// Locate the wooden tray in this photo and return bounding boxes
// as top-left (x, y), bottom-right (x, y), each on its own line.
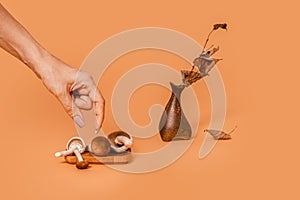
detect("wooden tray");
top-left (64, 151), bottom-right (131, 164)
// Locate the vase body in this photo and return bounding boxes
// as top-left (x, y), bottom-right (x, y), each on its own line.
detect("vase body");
top-left (159, 82), bottom-right (192, 142)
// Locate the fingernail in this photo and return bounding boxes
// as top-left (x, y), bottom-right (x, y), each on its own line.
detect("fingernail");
top-left (74, 116), bottom-right (85, 127)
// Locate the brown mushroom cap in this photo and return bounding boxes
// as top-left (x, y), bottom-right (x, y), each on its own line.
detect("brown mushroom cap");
top-left (107, 131), bottom-right (132, 146)
top-left (90, 136), bottom-right (111, 156)
top-left (76, 160), bottom-right (89, 169)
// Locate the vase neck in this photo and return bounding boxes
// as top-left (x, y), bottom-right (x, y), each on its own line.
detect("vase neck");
top-left (170, 82), bottom-right (185, 99)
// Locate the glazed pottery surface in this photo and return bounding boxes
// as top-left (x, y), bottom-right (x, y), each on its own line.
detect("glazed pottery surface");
top-left (159, 82), bottom-right (192, 142)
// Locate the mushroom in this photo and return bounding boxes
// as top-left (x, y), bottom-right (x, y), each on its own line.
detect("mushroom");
top-left (54, 136), bottom-right (89, 169)
top-left (107, 131), bottom-right (133, 153)
top-left (89, 136), bottom-right (111, 156)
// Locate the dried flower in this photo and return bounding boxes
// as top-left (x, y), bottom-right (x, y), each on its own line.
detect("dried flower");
top-left (181, 70), bottom-right (202, 86)
top-left (213, 23), bottom-right (227, 30)
top-left (179, 23), bottom-right (227, 87)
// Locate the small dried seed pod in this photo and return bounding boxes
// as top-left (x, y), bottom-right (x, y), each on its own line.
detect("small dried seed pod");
top-left (89, 136), bottom-right (111, 156)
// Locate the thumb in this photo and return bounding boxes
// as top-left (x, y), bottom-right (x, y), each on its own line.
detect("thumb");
top-left (58, 92), bottom-right (85, 127)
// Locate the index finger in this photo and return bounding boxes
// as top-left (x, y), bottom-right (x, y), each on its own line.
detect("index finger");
top-left (89, 86), bottom-right (105, 132)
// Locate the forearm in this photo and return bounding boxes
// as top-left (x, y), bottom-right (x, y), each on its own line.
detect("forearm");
top-left (0, 3), bottom-right (104, 129)
top-left (0, 3), bottom-right (52, 78)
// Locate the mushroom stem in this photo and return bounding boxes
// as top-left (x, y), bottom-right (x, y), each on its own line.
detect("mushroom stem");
top-left (74, 149), bottom-right (84, 162)
top-left (110, 145), bottom-right (129, 153)
top-left (54, 146), bottom-right (76, 157)
top-left (115, 136), bottom-right (133, 148)
top-left (110, 136), bottom-right (133, 152)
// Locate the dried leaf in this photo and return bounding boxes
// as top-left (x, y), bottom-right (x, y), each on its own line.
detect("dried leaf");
top-left (181, 70), bottom-right (202, 86)
top-left (203, 58), bottom-right (222, 74)
top-left (193, 55), bottom-right (222, 76)
top-left (204, 126), bottom-right (237, 140)
top-left (213, 23), bottom-right (227, 30)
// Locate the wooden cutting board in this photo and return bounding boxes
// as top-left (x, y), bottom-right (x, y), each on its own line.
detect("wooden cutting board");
top-left (64, 151), bottom-right (131, 164)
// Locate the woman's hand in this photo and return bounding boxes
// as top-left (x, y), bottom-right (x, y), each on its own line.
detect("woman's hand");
top-left (40, 55), bottom-right (105, 132)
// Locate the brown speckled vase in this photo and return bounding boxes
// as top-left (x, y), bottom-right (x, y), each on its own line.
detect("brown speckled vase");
top-left (159, 82), bottom-right (192, 142)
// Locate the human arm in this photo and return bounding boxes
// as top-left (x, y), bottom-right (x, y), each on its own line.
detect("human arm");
top-left (0, 3), bottom-right (104, 132)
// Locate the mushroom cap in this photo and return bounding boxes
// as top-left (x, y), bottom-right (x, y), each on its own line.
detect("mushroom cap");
top-left (66, 136), bottom-right (86, 153)
top-left (76, 160), bottom-right (89, 169)
top-left (90, 136), bottom-right (111, 156)
top-left (107, 131), bottom-right (132, 147)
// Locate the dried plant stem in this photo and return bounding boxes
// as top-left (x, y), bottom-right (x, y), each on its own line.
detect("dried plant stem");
top-left (181, 23), bottom-right (227, 87)
top-left (200, 29), bottom-right (215, 57)
top-left (188, 29), bottom-right (215, 75)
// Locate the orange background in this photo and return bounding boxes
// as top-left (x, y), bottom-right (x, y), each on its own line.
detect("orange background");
top-left (0, 0), bottom-right (299, 199)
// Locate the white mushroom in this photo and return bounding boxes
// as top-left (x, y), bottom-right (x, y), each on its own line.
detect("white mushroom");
top-left (54, 136), bottom-right (88, 169)
top-left (108, 131), bottom-right (133, 153)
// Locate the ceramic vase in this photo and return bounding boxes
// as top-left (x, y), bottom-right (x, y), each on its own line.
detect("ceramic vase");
top-left (159, 82), bottom-right (192, 142)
